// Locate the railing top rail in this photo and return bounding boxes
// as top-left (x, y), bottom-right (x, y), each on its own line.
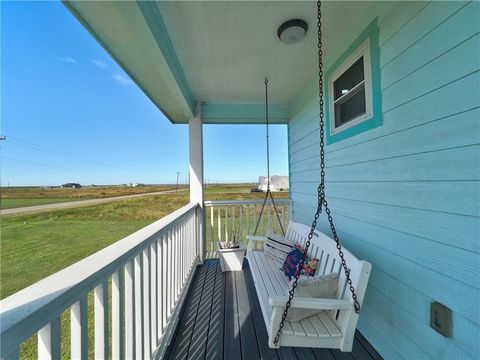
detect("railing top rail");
top-left (204, 198), bottom-right (291, 206)
top-left (0, 202), bottom-right (198, 354)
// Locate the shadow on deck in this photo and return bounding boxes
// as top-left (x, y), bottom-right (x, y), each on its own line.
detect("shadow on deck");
top-left (165, 259), bottom-right (382, 360)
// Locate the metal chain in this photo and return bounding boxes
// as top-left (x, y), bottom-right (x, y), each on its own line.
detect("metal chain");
top-left (265, 78), bottom-right (271, 191)
top-left (273, 0), bottom-right (360, 346)
top-left (253, 79), bottom-right (286, 237)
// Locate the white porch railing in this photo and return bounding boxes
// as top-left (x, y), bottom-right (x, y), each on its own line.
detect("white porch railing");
top-left (204, 198), bottom-right (291, 256)
top-left (0, 203), bottom-right (201, 360)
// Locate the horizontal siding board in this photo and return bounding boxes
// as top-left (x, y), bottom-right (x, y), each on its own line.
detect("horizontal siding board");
top-left (295, 180), bottom-right (480, 217)
top-left (370, 268), bottom-right (480, 358)
top-left (292, 144), bottom-right (480, 181)
top-left (365, 285), bottom-right (474, 359)
top-left (378, 1), bottom-right (429, 46)
top-left (357, 316), bottom-right (403, 360)
top-left (324, 71), bottom-right (480, 154)
top-left (293, 205), bottom-right (480, 325)
top-left (291, 145), bottom-right (480, 183)
top-left (327, 145), bottom-right (479, 182)
top-left (290, 155), bottom-right (322, 173)
top-left (380, 1), bottom-right (468, 66)
top-left (325, 109), bottom-right (480, 168)
top-left (291, 193), bottom-right (480, 253)
top-left (381, 2), bottom-right (480, 89)
top-left (361, 302), bottom-right (431, 359)
top-left (289, 112), bottom-right (318, 145)
top-left (382, 35), bottom-right (480, 112)
top-left (290, 193), bottom-right (480, 288)
top-left (290, 131), bottom-right (320, 159)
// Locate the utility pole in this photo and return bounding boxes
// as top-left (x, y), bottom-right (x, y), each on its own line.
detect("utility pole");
top-left (175, 171), bottom-right (180, 192)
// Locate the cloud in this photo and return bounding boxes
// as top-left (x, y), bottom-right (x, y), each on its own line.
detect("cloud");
top-left (57, 56), bottom-right (77, 64)
top-left (90, 59), bottom-right (108, 70)
top-left (112, 74), bottom-right (132, 85)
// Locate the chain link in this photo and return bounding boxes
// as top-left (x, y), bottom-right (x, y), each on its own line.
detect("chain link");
top-left (265, 78), bottom-right (271, 191)
top-left (273, 0), bottom-right (360, 346)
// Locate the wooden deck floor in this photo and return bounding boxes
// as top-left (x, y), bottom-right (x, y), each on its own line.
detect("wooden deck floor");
top-left (165, 259), bottom-right (382, 360)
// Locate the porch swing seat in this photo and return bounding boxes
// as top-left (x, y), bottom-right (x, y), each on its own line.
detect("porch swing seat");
top-left (246, 221), bottom-right (371, 351)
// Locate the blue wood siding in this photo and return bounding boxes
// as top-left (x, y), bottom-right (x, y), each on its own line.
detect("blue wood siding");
top-left (288, 2), bottom-right (479, 359)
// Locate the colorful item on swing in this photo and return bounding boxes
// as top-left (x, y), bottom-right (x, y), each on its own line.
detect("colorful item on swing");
top-left (283, 243), bottom-right (318, 279)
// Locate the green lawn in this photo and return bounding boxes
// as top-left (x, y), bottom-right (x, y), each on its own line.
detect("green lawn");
top-left (1, 194), bottom-right (189, 298)
top-left (1, 197), bottom-right (82, 209)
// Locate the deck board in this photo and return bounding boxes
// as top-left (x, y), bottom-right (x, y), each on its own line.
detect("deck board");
top-left (165, 259), bottom-right (382, 360)
top-left (224, 272), bottom-right (242, 360)
top-left (205, 263), bottom-right (225, 359)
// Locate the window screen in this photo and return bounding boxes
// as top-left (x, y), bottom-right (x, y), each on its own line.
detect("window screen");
top-left (333, 57), bottom-right (366, 128)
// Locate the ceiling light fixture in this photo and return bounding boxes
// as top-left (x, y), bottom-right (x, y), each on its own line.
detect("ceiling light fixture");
top-left (277, 19), bottom-right (308, 44)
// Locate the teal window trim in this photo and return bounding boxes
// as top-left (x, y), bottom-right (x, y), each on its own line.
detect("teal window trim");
top-left (325, 18), bottom-right (382, 144)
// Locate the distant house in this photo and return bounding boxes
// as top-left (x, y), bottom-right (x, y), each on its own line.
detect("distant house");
top-left (258, 176), bottom-right (289, 192)
top-left (61, 183), bottom-right (81, 189)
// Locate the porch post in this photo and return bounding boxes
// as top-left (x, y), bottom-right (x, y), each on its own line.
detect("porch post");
top-left (189, 107), bottom-right (205, 262)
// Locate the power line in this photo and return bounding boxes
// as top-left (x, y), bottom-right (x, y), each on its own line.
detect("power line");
top-left (0, 156), bottom-right (132, 179)
top-left (4, 135), bottom-right (151, 175)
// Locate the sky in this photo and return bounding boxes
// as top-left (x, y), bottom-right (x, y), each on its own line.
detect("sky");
top-left (0, 1), bottom-right (288, 186)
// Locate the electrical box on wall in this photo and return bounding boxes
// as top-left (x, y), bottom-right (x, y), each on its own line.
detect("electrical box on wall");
top-left (430, 302), bottom-right (452, 337)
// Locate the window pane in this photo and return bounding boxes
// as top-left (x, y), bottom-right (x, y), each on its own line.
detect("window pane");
top-left (334, 85), bottom-right (366, 127)
top-left (333, 57), bottom-right (364, 100)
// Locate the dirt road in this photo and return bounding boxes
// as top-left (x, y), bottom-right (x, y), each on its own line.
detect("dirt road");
top-left (0, 189), bottom-right (187, 215)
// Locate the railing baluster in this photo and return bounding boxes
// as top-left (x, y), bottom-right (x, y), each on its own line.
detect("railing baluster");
top-left (94, 279), bottom-right (109, 359)
top-left (150, 242), bottom-right (157, 351)
top-left (275, 204), bottom-right (279, 233)
top-left (210, 206), bottom-right (214, 254)
top-left (267, 204), bottom-right (271, 234)
top-left (253, 204), bottom-right (257, 235)
top-left (261, 205), bottom-right (265, 236)
top-left (178, 224), bottom-right (182, 297)
top-left (112, 270), bottom-right (124, 360)
top-left (217, 206), bottom-right (221, 243)
top-left (182, 220), bottom-right (186, 283)
top-left (239, 206), bottom-right (243, 245)
top-left (125, 261), bottom-right (134, 359)
top-left (71, 296), bottom-right (88, 359)
top-left (282, 204), bottom-right (285, 231)
top-left (224, 206), bottom-right (228, 241)
top-left (232, 206), bottom-right (236, 240)
top-left (168, 230), bottom-right (173, 317)
top-left (157, 238), bottom-right (163, 338)
top-left (134, 254), bottom-right (143, 359)
top-left (38, 317), bottom-right (60, 359)
top-left (174, 226), bottom-right (178, 302)
top-left (143, 248), bottom-right (151, 358)
top-left (246, 205), bottom-right (250, 241)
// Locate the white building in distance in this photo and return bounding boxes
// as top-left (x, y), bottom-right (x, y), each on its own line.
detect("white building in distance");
top-left (258, 176), bottom-right (289, 192)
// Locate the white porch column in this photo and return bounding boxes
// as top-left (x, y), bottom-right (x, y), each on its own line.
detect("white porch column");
top-left (189, 109), bottom-right (205, 262)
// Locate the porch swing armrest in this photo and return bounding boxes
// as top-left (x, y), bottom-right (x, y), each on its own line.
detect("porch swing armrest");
top-left (269, 296), bottom-right (352, 310)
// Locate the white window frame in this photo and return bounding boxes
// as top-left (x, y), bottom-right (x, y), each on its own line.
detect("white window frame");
top-left (329, 38), bottom-right (373, 135)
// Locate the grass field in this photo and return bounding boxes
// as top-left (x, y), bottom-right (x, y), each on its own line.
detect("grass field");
top-left (0, 184), bottom-right (288, 358)
top-left (0, 197), bottom-right (84, 209)
top-left (0, 184), bottom-right (185, 209)
top-left (1, 184), bottom-right (287, 298)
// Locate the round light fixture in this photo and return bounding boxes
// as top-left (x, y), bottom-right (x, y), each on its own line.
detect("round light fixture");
top-left (277, 19), bottom-right (308, 44)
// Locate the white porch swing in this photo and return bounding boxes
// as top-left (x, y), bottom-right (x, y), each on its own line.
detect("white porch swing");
top-left (246, 0), bottom-right (372, 351)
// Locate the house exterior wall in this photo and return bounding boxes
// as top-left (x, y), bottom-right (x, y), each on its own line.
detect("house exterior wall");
top-left (288, 2), bottom-right (479, 359)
